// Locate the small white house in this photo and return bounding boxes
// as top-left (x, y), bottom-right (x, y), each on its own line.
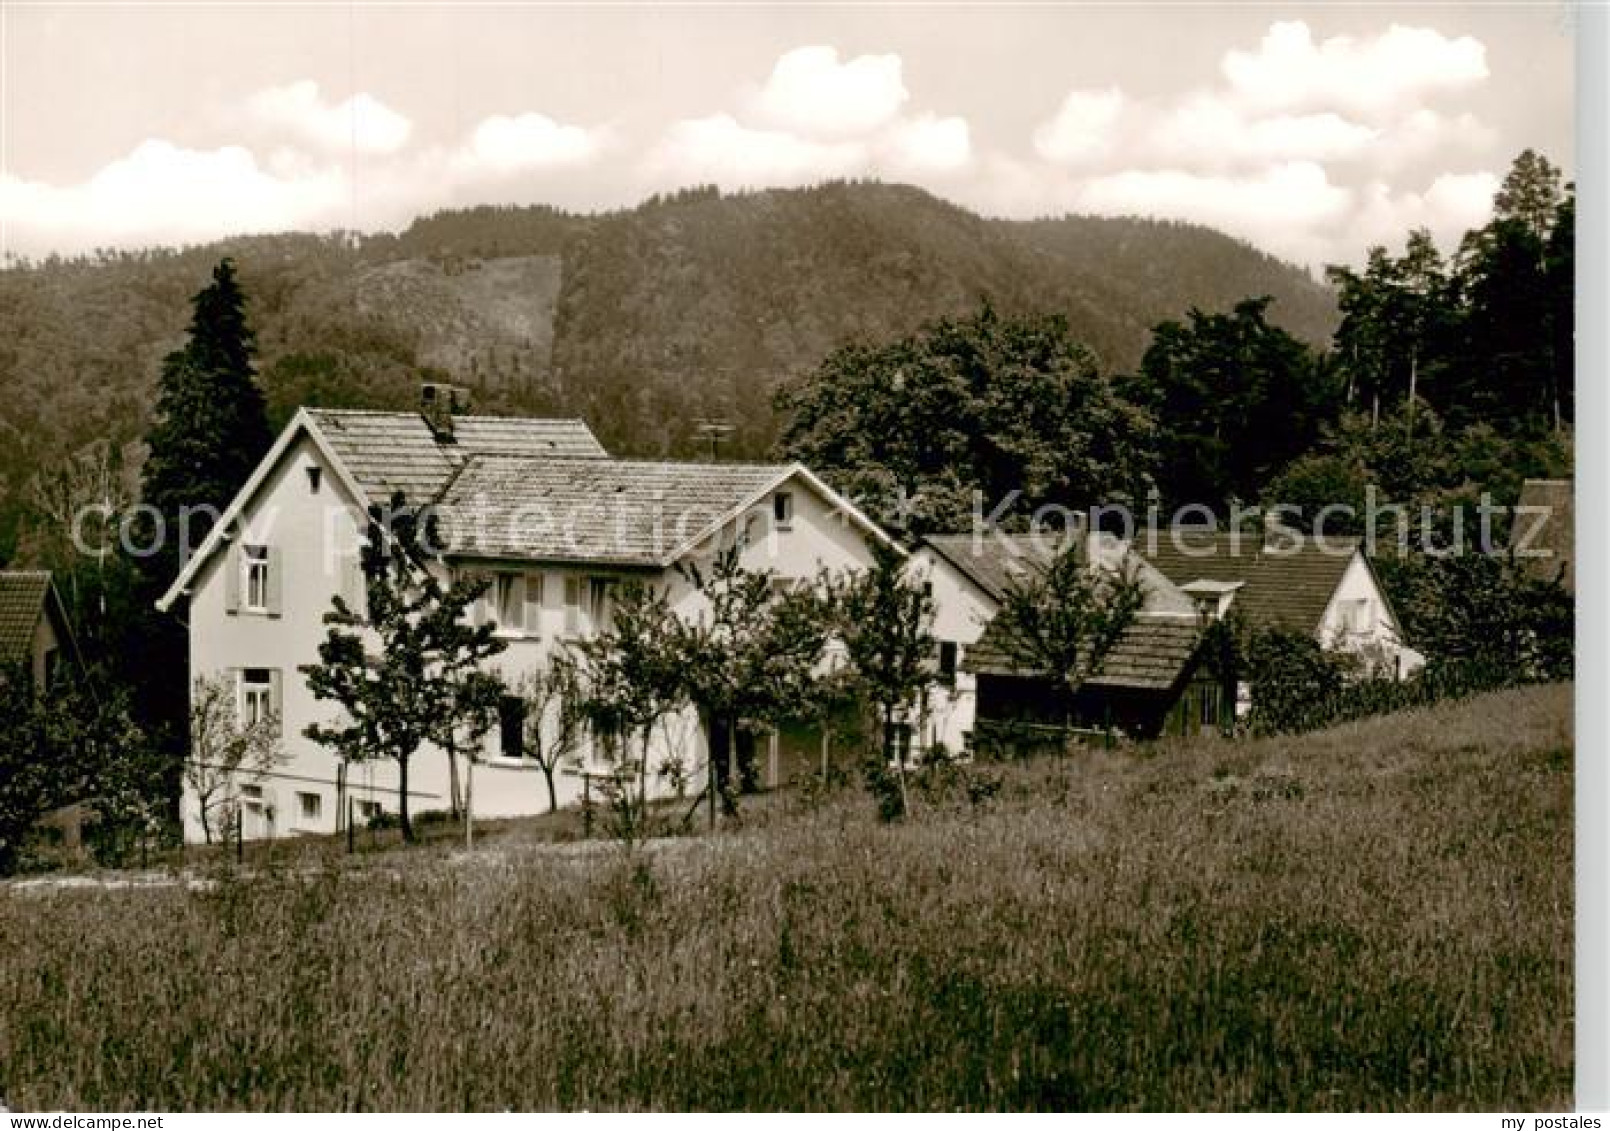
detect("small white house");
top-left (159, 393), bottom-right (896, 842)
top-left (908, 532), bottom-right (1195, 754)
top-left (1134, 529), bottom-right (1425, 678)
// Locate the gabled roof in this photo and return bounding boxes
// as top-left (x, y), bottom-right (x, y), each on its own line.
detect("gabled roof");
top-left (964, 613), bottom-right (1202, 692)
top-left (158, 407), bottom-right (612, 609)
top-left (0, 570), bottom-right (78, 669)
top-left (304, 408), bottom-right (608, 505)
top-left (923, 534), bottom-right (1051, 602)
top-left (158, 406), bottom-right (901, 608)
top-left (1512, 478), bottom-right (1573, 592)
top-left (922, 532), bottom-right (1193, 616)
top-left (1135, 530), bottom-right (1360, 634)
top-left (436, 455), bottom-right (797, 567)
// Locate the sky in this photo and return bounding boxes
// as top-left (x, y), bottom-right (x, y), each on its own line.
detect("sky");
top-left (0, 3), bottom-right (1576, 271)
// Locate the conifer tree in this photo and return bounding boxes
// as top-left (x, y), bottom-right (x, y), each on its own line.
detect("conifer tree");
top-left (129, 258), bottom-right (273, 791)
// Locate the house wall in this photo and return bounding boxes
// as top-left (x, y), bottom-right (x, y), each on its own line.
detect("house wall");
top-left (185, 433), bottom-right (374, 842)
top-left (30, 607), bottom-right (60, 689)
top-left (1316, 552), bottom-right (1426, 678)
top-left (184, 452), bottom-right (890, 842)
top-left (906, 548), bottom-right (996, 756)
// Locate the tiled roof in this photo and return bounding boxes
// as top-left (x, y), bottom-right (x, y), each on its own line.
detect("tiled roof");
top-left (1136, 530), bottom-right (1358, 633)
top-left (965, 612), bottom-right (1202, 691)
top-left (923, 532), bottom-right (1194, 616)
top-left (1512, 479), bottom-right (1573, 592)
top-left (435, 455), bottom-right (790, 566)
top-left (923, 534), bottom-right (1053, 602)
top-left (0, 571), bottom-right (52, 665)
top-left (305, 409), bottom-right (608, 505)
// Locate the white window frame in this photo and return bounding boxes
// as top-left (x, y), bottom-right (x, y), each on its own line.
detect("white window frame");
top-left (495, 572), bottom-right (523, 635)
top-left (242, 545), bottom-right (271, 612)
top-left (240, 668), bottom-right (273, 728)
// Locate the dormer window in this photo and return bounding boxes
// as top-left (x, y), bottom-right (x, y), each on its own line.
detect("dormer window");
top-left (773, 491), bottom-right (794, 530)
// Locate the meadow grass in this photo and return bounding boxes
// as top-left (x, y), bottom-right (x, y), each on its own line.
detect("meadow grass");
top-left (0, 684), bottom-right (1572, 1111)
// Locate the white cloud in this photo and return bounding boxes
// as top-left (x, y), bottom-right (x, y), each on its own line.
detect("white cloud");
top-left (1034, 88), bottom-right (1125, 165)
top-left (2, 139), bottom-right (348, 256)
top-left (1147, 97), bottom-right (1379, 167)
top-left (1222, 21), bottom-right (1489, 119)
top-left (750, 46), bottom-right (909, 138)
top-left (1351, 171), bottom-right (1499, 253)
top-left (881, 114), bottom-right (972, 175)
top-left (246, 80), bottom-right (412, 156)
top-left (644, 114), bottom-right (867, 188)
top-left (1017, 20), bottom-right (1505, 266)
top-left (455, 112), bottom-right (607, 175)
top-left (1074, 161), bottom-right (1354, 266)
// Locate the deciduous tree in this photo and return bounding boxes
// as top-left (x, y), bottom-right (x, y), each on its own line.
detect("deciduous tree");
top-left (300, 495), bottom-right (506, 842)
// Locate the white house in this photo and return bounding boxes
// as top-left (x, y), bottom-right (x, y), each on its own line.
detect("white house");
top-left (909, 525), bottom-right (1425, 752)
top-left (158, 390), bottom-right (895, 842)
top-left (1133, 529), bottom-right (1425, 678)
top-left (908, 531), bottom-right (1197, 753)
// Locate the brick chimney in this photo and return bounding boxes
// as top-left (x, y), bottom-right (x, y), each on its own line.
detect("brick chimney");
top-left (420, 381), bottom-right (470, 441)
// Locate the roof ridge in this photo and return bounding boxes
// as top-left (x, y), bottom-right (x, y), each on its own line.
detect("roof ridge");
top-left (462, 453), bottom-right (792, 472)
top-left (306, 407), bottom-right (594, 426)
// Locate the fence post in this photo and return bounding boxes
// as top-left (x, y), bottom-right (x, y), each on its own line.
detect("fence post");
top-left (347, 797), bottom-right (355, 855)
top-left (235, 809), bottom-right (243, 865)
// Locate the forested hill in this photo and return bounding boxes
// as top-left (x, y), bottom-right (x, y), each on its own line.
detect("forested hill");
top-left (0, 180), bottom-right (1336, 548)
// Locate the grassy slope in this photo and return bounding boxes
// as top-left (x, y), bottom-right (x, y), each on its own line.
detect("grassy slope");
top-left (0, 684), bottom-right (1572, 1111)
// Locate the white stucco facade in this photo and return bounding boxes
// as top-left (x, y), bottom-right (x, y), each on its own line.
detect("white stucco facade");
top-left (1316, 551), bottom-right (1426, 678)
top-left (904, 547), bottom-right (995, 757)
top-left (173, 414), bottom-right (891, 843)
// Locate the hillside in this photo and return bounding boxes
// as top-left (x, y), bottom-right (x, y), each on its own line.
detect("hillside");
top-left (0, 182), bottom-right (1336, 553)
top-left (0, 684), bottom-right (1571, 1109)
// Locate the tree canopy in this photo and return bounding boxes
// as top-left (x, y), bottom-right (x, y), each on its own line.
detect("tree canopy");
top-left (777, 306), bottom-right (1156, 535)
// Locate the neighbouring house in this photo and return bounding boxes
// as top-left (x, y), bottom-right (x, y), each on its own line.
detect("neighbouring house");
top-left (1133, 528), bottom-right (1424, 682)
top-left (911, 533), bottom-right (1227, 749)
top-left (157, 386), bottom-right (897, 842)
top-left (1511, 478), bottom-right (1573, 592)
top-left (1, 570), bottom-right (90, 850)
top-left (0, 570), bottom-right (79, 689)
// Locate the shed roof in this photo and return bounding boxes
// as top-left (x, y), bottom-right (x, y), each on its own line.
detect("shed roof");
top-left (964, 612), bottom-right (1202, 691)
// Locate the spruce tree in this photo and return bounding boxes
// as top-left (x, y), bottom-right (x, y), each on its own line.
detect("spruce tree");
top-left (128, 258), bottom-right (273, 795)
top-left (142, 256), bottom-right (272, 573)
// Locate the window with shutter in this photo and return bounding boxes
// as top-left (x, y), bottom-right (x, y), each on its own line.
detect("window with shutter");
top-left (243, 545), bottom-right (270, 612)
top-left (240, 669), bottom-right (273, 728)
